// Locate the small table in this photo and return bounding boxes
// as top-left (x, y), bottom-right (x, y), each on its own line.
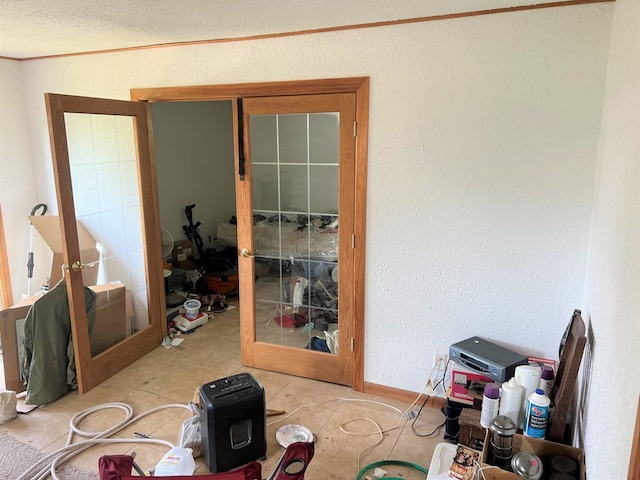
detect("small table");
top-left (459, 408), bottom-right (486, 451)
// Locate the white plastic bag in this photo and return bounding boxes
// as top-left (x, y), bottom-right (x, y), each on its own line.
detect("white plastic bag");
top-left (325, 330), bottom-right (338, 355)
top-left (292, 277), bottom-right (309, 308)
top-left (0, 390), bottom-right (17, 424)
top-left (177, 402), bottom-right (202, 458)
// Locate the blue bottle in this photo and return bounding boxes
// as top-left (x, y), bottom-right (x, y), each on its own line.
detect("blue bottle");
top-left (523, 388), bottom-right (550, 438)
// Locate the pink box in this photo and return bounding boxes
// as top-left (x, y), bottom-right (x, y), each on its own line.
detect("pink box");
top-left (448, 369), bottom-right (493, 405)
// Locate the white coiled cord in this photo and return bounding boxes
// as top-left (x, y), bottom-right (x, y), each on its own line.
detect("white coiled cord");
top-left (17, 401), bottom-right (193, 480)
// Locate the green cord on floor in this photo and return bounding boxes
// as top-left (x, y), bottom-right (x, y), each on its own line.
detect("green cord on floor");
top-left (355, 459), bottom-right (429, 480)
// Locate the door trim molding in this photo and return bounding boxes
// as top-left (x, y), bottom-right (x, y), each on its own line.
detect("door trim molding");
top-left (364, 381), bottom-right (447, 410)
top-left (630, 395), bottom-right (640, 480)
top-left (131, 77), bottom-right (369, 391)
top-left (0, 205), bottom-right (13, 308)
top-left (131, 77), bottom-right (369, 103)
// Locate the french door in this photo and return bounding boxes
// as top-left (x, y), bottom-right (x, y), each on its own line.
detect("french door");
top-left (237, 93), bottom-right (356, 385)
top-left (45, 94), bottom-right (165, 394)
top-left (132, 77), bottom-right (368, 389)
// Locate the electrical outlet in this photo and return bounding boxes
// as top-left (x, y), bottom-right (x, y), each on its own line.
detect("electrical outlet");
top-left (434, 352), bottom-right (448, 368)
top-left (430, 352), bottom-right (449, 396)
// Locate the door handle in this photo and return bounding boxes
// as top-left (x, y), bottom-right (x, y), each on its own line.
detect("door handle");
top-left (66, 260), bottom-right (97, 272)
top-left (240, 248), bottom-right (253, 258)
top-left (71, 261), bottom-right (85, 271)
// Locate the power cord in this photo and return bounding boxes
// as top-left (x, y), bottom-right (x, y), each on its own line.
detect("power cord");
top-left (410, 402), bottom-right (446, 437)
top-left (473, 459), bottom-right (500, 480)
top-left (16, 402), bottom-right (192, 480)
top-left (268, 392), bottom-right (431, 472)
top-left (267, 360), bottom-right (451, 471)
top-left (410, 358), bottom-right (451, 437)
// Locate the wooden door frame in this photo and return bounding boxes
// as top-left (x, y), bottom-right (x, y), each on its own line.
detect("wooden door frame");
top-left (45, 93), bottom-right (166, 393)
top-left (130, 77), bottom-right (369, 391)
top-left (0, 205), bottom-right (13, 308)
top-left (630, 395), bottom-right (640, 479)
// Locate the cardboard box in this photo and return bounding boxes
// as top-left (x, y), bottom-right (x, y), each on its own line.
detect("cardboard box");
top-left (480, 431), bottom-right (585, 480)
top-left (89, 282), bottom-right (130, 356)
top-left (174, 240), bottom-right (194, 257)
top-left (172, 239), bottom-right (197, 270)
top-left (448, 369), bottom-right (493, 406)
top-left (29, 215), bottom-right (100, 287)
top-left (11, 282), bottom-right (131, 357)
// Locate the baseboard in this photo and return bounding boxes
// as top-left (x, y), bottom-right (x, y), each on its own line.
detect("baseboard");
top-left (362, 381), bottom-right (447, 410)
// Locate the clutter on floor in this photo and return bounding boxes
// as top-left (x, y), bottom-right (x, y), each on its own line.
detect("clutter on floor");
top-left (0, 389), bottom-right (17, 423)
top-left (15, 370), bottom-right (296, 479)
top-left (17, 402), bottom-right (193, 479)
top-left (438, 309), bottom-right (587, 480)
top-left (275, 424), bottom-right (314, 447)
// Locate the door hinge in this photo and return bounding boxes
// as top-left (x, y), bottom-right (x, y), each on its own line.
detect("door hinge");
top-left (353, 121), bottom-right (357, 137)
top-left (351, 234), bottom-right (355, 248)
top-left (351, 337), bottom-right (355, 351)
top-left (237, 98), bottom-right (246, 181)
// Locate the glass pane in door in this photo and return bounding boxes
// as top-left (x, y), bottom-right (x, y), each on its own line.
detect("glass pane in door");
top-left (251, 113), bottom-right (339, 353)
top-left (64, 112), bottom-right (150, 358)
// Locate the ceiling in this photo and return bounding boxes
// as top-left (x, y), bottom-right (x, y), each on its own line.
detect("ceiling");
top-left (0, 0), bottom-right (574, 60)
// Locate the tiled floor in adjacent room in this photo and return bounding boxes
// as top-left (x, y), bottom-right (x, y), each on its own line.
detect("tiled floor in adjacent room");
top-left (1, 300), bottom-right (446, 479)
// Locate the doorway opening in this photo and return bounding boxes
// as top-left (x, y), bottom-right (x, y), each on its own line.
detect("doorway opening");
top-left (151, 100), bottom-right (238, 320)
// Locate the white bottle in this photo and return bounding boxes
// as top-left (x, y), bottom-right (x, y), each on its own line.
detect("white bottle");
top-left (538, 365), bottom-right (555, 398)
top-left (514, 365), bottom-right (541, 429)
top-left (480, 383), bottom-right (501, 428)
top-left (498, 378), bottom-right (523, 428)
top-left (154, 446), bottom-right (195, 476)
top-left (523, 388), bottom-right (551, 438)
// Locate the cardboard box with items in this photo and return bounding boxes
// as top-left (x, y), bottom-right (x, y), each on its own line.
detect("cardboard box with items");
top-left (172, 239), bottom-right (197, 270)
top-left (448, 369), bottom-right (494, 407)
top-left (480, 430), bottom-right (584, 480)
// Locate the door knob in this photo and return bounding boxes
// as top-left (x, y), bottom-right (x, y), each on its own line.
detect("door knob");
top-left (71, 260), bottom-right (86, 271)
top-left (240, 248), bottom-right (253, 258)
top-left (66, 260), bottom-right (96, 272)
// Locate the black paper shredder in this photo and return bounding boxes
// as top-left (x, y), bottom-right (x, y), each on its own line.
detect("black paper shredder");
top-left (199, 372), bottom-right (267, 473)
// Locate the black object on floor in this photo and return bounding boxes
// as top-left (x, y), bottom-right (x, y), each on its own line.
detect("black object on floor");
top-left (199, 373), bottom-right (267, 473)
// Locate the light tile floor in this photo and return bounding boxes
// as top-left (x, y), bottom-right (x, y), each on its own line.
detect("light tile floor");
top-left (1, 300), bottom-right (447, 479)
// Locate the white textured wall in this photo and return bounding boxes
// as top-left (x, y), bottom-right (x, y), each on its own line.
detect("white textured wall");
top-left (0, 60), bottom-right (43, 301)
top-left (8, 0), bottom-right (613, 424)
top-left (581, 0), bottom-right (640, 476)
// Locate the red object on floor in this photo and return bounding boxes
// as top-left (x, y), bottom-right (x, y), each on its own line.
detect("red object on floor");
top-left (108, 441), bottom-right (312, 480)
top-left (268, 441), bottom-right (315, 480)
top-left (275, 313), bottom-right (307, 328)
top-left (98, 455), bottom-right (134, 480)
top-left (119, 461), bottom-right (261, 480)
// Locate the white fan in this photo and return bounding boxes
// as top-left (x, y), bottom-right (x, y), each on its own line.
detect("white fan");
top-left (161, 228), bottom-right (174, 258)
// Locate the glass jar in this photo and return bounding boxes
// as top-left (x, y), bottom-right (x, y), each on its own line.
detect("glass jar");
top-left (511, 451), bottom-right (543, 480)
top-left (489, 414), bottom-right (517, 469)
